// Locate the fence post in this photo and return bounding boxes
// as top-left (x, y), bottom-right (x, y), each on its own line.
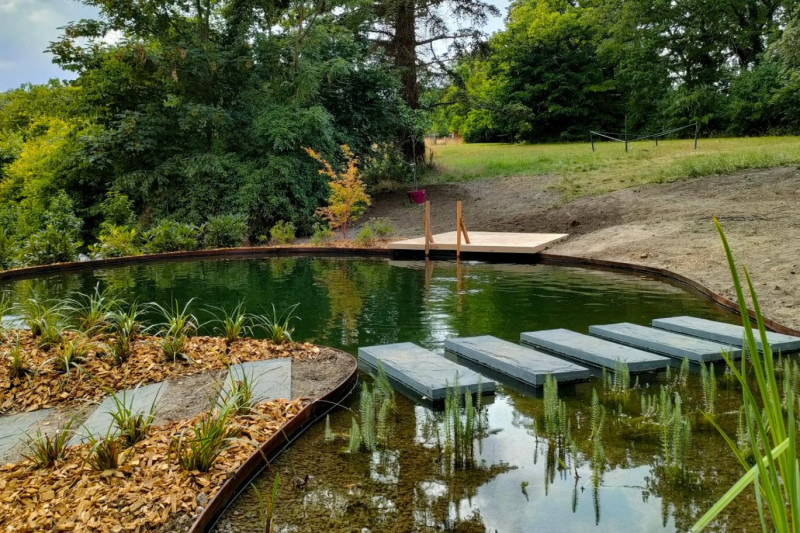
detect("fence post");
top-left (694, 123), bottom-right (699, 150)
top-left (590, 132), bottom-right (595, 152)
top-left (624, 115), bottom-right (628, 152)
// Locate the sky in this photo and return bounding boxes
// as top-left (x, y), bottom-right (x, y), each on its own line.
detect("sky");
top-left (0, 0), bottom-right (509, 92)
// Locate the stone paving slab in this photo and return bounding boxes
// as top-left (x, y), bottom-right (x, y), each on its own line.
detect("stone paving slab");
top-left (445, 336), bottom-right (591, 386)
top-left (358, 342), bottom-right (495, 401)
top-left (223, 359), bottom-right (291, 403)
top-left (0, 315), bottom-right (29, 330)
top-left (521, 328), bottom-right (669, 372)
top-left (71, 382), bottom-right (167, 444)
top-left (589, 322), bottom-right (741, 363)
top-left (0, 409), bottom-right (52, 462)
top-left (652, 316), bottom-right (800, 354)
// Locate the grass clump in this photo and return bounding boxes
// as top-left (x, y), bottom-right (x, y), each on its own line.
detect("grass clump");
top-left (108, 386), bottom-right (161, 447)
top-left (251, 303), bottom-right (299, 344)
top-left (208, 302), bottom-right (249, 346)
top-left (6, 334), bottom-right (31, 379)
top-left (19, 298), bottom-right (66, 348)
top-left (108, 303), bottom-right (143, 363)
top-left (149, 299), bottom-right (199, 362)
top-left (85, 431), bottom-right (124, 471)
top-left (65, 283), bottom-right (119, 337)
top-left (215, 366), bottom-right (256, 416)
top-left (53, 337), bottom-right (89, 376)
top-left (170, 402), bottom-right (236, 472)
top-left (23, 418), bottom-right (75, 468)
top-left (252, 474), bottom-right (280, 533)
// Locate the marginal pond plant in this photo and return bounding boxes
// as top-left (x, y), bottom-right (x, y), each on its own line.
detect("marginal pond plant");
top-left (660, 391), bottom-right (692, 477)
top-left (348, 372), bottom-right (395, 454)
top-left (601, 360), bottom-right (631, 401)
top-left (171, 401), bottom-right (236, 472)
top-left (23, 417), bottom-right (75, 469)
top-left (252, 474), bottom-right (281, 533)
top-left (108, 386), bottom-right (161, 447)
top-left (543, 374), bottom-right (570, 442)
top-left (692, 219), bottom-right (800, 532)
top-left (251, 303), bottom-right (299, 344)
top-left (149, 299), bottom-right (199, 362)
top-left (700, 361), bottom-right (718, 416)
top-left (208, 302), bottom-right (249, 346)
top-left (442, 379), bottom-right (482, 470)
top-left (65, 284), bottom-right (120, 337)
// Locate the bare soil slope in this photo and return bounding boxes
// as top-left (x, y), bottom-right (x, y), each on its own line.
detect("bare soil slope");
top-left (369, 167), bottom-right (800, 329)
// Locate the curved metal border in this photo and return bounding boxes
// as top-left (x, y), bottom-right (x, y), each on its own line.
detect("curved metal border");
top-left (189, 352), bottom-right (359, 532)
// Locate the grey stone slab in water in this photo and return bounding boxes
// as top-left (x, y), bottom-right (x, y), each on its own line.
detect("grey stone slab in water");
top-left (72, 381), bottom-right (167, 444)
top-left (445, 336), bottom-right (591, 386)
top-left (358, 342), bottom-right (495, 401)
top-left (0, 409), bottom-right (52, 461)
top-left (652, 316), bottom-right (800, 354)
top-left (589, 322), bottom-right (741, 362)
top-left (223, 358), bottom-right (292, 403)
top-left (520, 328), bottom-right (669, 372)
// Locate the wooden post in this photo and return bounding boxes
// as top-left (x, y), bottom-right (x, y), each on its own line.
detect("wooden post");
top-left (460, 216), bottom-right (470, 244)
top-left (456, 200), bottom-right (462, 258)
top-left (694, 123), bottom-right (699, 150)
top-left (590, 132), bottom-right (595, 152)
top-left (624, 115), bottom-right (628, 153)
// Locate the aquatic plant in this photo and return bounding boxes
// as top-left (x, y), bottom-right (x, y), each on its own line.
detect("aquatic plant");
top-left (251, 303), bottom-right (299, 344)
top-left (208, 302), bottom-right (249, 346)
top-left (589, 388), bottom-right (607, 485)
top-left (692, 219), bottom-right (800, 532)
top-left (18, 298), bottom-right (66, 348)
top-left (443, 378), bottom-right (481, 469)
top-left (324, 415), bottom-right (334, 443)
top-left (65, 284), bottom-right (119, 337)
top-left (171, 402), bottom-right (235, 472)
top-left (660, 391), bottom-right (692, 475)
top-left (348, 376), bottom-right (394, 453)
top-left (348, 418), bottom-right (362, 453)
top-left (602, 360), bottom-right (631, 399)
top-left (23, 418), bottom-right (75, 468)
top-left (782, 358), bottom-right (800, 414)
top-left (543, 374), bottom-right (570, 441)
top-left (108, 386), bottom-right (161, 447)
top-left (678, 357), bottom-right (689, 387)
top-left (700, 361), bottom-right (718, 416)
top-left (252, 474), bottom-right (280, 533)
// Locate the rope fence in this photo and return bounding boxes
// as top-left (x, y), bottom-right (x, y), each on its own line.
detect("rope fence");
top-left (590, 122), bottom-right (698, 152)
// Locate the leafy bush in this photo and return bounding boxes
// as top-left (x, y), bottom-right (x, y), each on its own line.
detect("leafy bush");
top-left (101, 191), bottom-right (136, 227)
top-left (369, 218), bottom-right (393, 238)
top-left (0, 228), bottom-right (15, 270)
top-left (269, 221), bottom-right (296, 245)
top-left (143, 220), bottom-right (200, 253)
top-left (89, 225), bottom-right (141, 258)
top-left (354, 225), bottom-right (376, 246)
top-left (360, 143), bottom-right (412, 188)
top-left (18, 224), bottom-right (82, 265)
top-left (203, 213), bottom-right (248, 249)
top-left (309, 222), bottom-right (334, 245)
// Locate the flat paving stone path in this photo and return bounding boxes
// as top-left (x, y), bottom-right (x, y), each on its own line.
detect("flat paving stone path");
top-left (652, 316), bottom-right (800, 354)
top-left (589, 322), bottom-right (742, 362)
top-left (359, 342), bottom-right (495, 401)
top-left (445, 336), bottom-right (591, 386)
top-left (521, 328), bottom-right (669, 372)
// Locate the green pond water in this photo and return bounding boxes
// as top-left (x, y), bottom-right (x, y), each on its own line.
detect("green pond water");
top-left (0, 257), bottom-right (760, 532)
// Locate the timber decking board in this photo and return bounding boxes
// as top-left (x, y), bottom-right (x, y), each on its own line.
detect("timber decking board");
top-left (388, 231), bottom-right (568, 254)
top-left (358, 342), bottom-right (494, 400)
top-left (652, 316), bottom-right (800, 354)
top-left (589, 322), bottom-right (741, 362)
top-left (520, 328), bottom-right (669, 372)
top-left (445, 336), bottom-right (591, 386)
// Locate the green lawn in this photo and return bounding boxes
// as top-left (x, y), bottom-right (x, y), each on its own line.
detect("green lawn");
top-left (425, 137), bottom-right (800, 199)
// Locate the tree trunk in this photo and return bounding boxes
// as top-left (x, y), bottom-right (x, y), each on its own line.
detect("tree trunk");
top-left (393, 0), bottom-right (425, 163)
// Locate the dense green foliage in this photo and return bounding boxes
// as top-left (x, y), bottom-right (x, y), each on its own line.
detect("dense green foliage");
top-left (431, 0), bottom-right (800, 142)
top-left (0, 0), bottom-right (415, 266)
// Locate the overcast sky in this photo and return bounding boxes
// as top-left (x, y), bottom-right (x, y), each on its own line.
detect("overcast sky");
top-left (0, 0), bottom-right (508, 92)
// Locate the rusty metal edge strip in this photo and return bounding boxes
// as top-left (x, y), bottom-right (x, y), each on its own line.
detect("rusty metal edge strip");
top-left (188, 352), bottom-right (358, 533)
top-left (538, 253), bottom-right (800, 336)
top-left (0, 247), bottom-right (392, 281)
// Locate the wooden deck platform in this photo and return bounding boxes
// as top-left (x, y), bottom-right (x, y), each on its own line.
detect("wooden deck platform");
top-left (389, 231), bottom-right (568, 255)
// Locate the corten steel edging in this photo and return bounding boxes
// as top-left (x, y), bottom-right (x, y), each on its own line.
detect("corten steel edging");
top-left (538, 253), bottom-right (800, 337)
top-left (0, 246), bottom-right (392, 281)
top-left (188, 352), bottom-right (358, 533)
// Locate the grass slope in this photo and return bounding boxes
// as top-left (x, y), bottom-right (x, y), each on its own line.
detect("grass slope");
top-left (426, 137), bottom-right (800, 199)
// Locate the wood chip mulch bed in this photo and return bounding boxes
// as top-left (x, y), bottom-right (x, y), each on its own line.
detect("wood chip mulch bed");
top-left (0, 398), bottom-right (306, 532)
top-left (0, 331), bottom-right (322, 415)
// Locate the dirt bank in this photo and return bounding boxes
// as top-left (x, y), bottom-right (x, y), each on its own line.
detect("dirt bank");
top-left (369, 166), bottom-right (800, 329)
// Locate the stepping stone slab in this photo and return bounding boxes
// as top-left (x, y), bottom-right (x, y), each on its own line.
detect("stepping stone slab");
top-left (652, 316), bottom-right (800, 354)
top-left (444, 336), bottom-right (592, 386)
top-left (358, 342), bottom-right (495, 401)
top-left (222, 358), bottom-right (292, 403)
top-left (1, 315), bottom-right (28, 330)
top-left (520, 328), bottom-right (669, 372)
top-left (72, 382), bottom-right (167, 444)
top-left (0, 409), bottom-right (52, 461)
top-left (589, 322), bottom-right (741, 363)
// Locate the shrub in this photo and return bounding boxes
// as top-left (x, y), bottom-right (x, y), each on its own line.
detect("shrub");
top-left (203, 214), bottom-right (248, 249)
top-left (18, 224), bottom-right (82, 265)
top-left (370, 218), bottom-right (393, 238)
top-left (360, 142), bottom-right (412, 188)
top-left (0, 228), bottom-right (15, 270)
top-left (143, 220), bottom-right (200, 253)
top-left (354, 224), bottom-right (376, 246)
top-left (89, 225), bottom-right (141, 258)
top-left (309, 222), bottom-right (334, 246)
top-left (101, 191), bottom-right (135, 227)
top-left (269, 221), bottom-right (296, 245)
top-left (305, 145), bottom-right (371, 238)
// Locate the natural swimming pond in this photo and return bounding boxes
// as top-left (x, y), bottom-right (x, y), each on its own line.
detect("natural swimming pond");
top-left (0, 257), bottom-right (758, 532)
